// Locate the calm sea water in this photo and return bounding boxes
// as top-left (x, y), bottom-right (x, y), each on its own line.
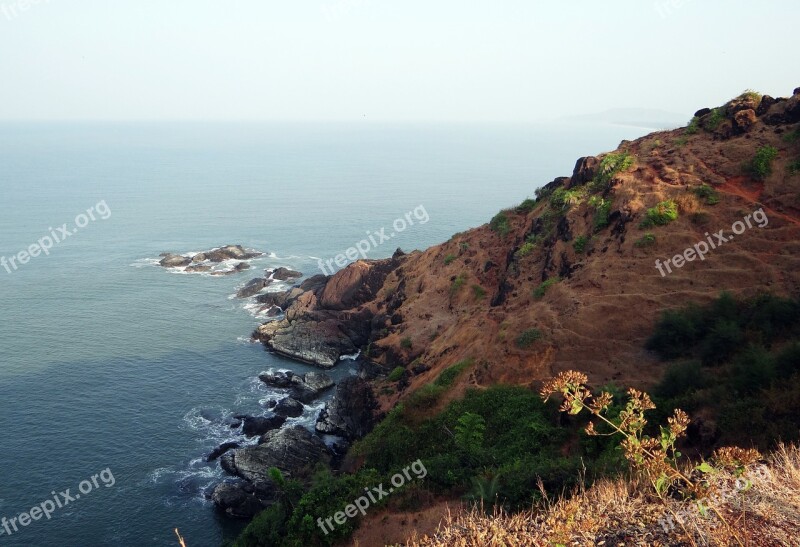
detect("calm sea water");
top-left (0, 121), bottom-right (648, 546)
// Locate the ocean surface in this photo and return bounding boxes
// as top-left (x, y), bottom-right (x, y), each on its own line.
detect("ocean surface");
top-left (0, 121), bottom-right (651, 546)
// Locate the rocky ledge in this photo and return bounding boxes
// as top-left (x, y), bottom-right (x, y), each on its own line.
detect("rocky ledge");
top-left (158, 244), bottom-right (263, 274)
top-left (252, 253), bottom-right (406, 368)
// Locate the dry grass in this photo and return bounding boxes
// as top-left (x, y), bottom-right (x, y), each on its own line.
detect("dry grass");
top-left (407, 445), bottom-right (800, 546)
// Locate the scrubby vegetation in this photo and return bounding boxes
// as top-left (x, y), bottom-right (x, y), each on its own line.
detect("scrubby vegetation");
top-left (647, 292), bottom-right (800, 449)
top-left (471, 284), bottom-right (486, 300)
top-left (573, 235), bottom-right (588, 254)
top-left (635, 233), bottom-right (656, 247)
top-left (706, 107), bottom-right (726, 131)
top-left (640, 200), bottom-right (678, 228)
top-left (515, 328), bottom-right (542, 349)
top-left (388, 366), bottom-right (406, 382)
top-left (489, 211), bottom-right (511, 236)
top-left (684, 116), bottom-right (700, 135)
top-left (514, 241), bottom-right (535, 259)
top-left (400, 336), bottom-right (413, 349)
top-left (450, 273), bottom-right (467, 296)
top-left (783, 127), bottom-right (800, 143)
top-left (692, 183), bottom-right (720, 205)
top-left (788, 158), bottom-right (800, 175)
top-left (532, 277), bottom-right (559, 299)
top-left (588, 195), bottom-right (613, 231)
top-left (590, 152), bottom-right (635, 193)
top-left (746, 145), bottom-right (779, 180)
top-left (443, 253), bottom-right (456, 265)
top-left (515, 198), bottom-right (538, 213)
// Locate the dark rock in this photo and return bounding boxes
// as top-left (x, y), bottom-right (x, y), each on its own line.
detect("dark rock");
top-left (571, 157), bottom-right (599, 187)
top-left (254, 318), bottom-right (358, 368)
top-left (263, 399), bottom-right (277, 409)
top-left (227, 426), bottom-right (331, 482)
top-left (219, 452), bottom-right (237, 475)
top-left (271, 267), bottom-right (302, 280)
top-left (259, 370), bottom-right (295, 388)
top-left (159, 254), bottom-right (191, 267)
top-left (192, 253), bottom-right (207, 262)
top-left (289, 371), bottom-right (335, 403)
top-left (756, 95), bottom-right (776, 116)
top-left (185, 264), bottom-right (212, 272)
top-left (234, 262), bottom-right (251, 272)
top-left (392, 248), bottom-right (406, 259)
top-left (299, 274), bottom-right (329, 293)
top-left (237, 278), bottom-right (271, 298)
top-left (694, 107), bottom-right (711, 118)
top-left (229, 419), bottom-right (242, 429)
top-left (411, 362), bottom-right (431, 375)
top-left (315, 377), bottom-right (377, 441)
top-left (210, 481), bottom-right (269, 519)
top-left (207, 442), bottom-right (241, 462)
top-left (794, 87), bottom-right (800, 96)
top-left (274, 397), bottom-right (304, 418)
top-left (242, 415), bottom-right (287, 437)
top-left (206, 245), bottom-right (262, 263)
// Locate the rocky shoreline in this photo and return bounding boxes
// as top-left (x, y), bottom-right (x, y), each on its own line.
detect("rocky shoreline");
top-left (154, 244), bottom-right (395, 519)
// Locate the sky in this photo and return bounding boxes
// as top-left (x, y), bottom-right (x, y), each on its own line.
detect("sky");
top-left (0, 0), bottom-right (797, 122)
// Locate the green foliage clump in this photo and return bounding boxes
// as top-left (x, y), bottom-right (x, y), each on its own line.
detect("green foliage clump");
top-left (489, 211), bottom-right (511, 237)
top-left (747, 145), bottom-right (779, 180)
top-left (588, 195), bottom-right (613, 231)
top-left (590, 152), bottom-right (635, 193)
top-left (515, 328), bottom-right (542, 349)
top-left (684, 116), bottom-right (700, 135)
top-left (706, 107), bottom-right (726, 131)
top-left (444, 253), bottom-right (456, 265)
top-left (640, 200), bottom-right (678, 228)
top-left (692, 184), bottom-right (720, 205)
top-left (533, 277), bottom-right (560, 299)
top-left (354, 385), bottom-right (593, 509)
top-left (388, 366), bottom-right (406, 382)
top-left (435, 358), bottom-right (474, 387)
top-left (788, 158), bottom-right (800, 175)
top-left (635, 233), bottom-right (656, 248)
top-left (649, 293), bottom-right (800, 450)
top-left (471, 284), bottom-right (486, 300)
top-left (573, 235), bottom-right (588, 254)
top-left (515, 241), bottom-right (536, 259)
top-left (400, 337), bottom-right (413, 349)
top-left (738, 89), bottom-right (762, 102)
top-left (450, 273), bottom-right (467, 296)
top-left (782, 127), bottom-right (800, 144)
top-left (516, 198), bottom-right (538, 213)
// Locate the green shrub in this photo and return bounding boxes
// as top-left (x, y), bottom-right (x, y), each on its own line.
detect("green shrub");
top-left (788, 158), bottom-right (800, 175)
top-left (747, 145), bottom-right (779, 180)
top-left (692, 184), bottom-right (720, 205)
top-left (489, 211), bottom-right (511, 237)
top-left (471, 284), bottom-right (486, 300)
top-left (590, 152), bottom-right (635, 192)
top-left (588, 195), bottom-right (613, 231)
top-left (738, 89), bottom-right (762, 102)
top-left (573, 235), bottom-right (588, 254)
top-left (515, 241), bottom-right (536, 259)
top-left (635, 233), bottom-right (656, 247)
top-left (533, 277), bottom-right (559, 299)
top-left (516, 198), bottom-right (537, 213)
top-left (435, 358), bottom-right (474, 387)
top-left (388, 366), bottom-right (406, 382)
top-left (444, 254), bottom-right (456, 265)
top-left (515, 328), bottom-right (542, 348)
top-left (674, 136), bottom-right (689, 147)
top-left (400, 337), bottom-right (412, 349)
top-left (450, 273), bottom-right (467, 296)
top-left (782, 127), bottom-right (800, 144)
top-left (640, 200), bottom-right (678, 228)
top-left (684, 116), bottom-right (700, 135)
top-left (653, 361), bottom-right (710, 400)
top-left (706, 107), bottom-right (726, 131)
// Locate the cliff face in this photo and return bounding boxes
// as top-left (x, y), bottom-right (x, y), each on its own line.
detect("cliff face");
top-left (255, 88), bottom-right (800, 407)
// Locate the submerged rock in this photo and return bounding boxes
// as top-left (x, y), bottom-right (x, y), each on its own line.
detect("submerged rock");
top-left (241, 415), bottom-right (286, 437)
top-left (207, 442), bottom-right (241, 462)
top-left (237, 277), bottom-right (271, 298)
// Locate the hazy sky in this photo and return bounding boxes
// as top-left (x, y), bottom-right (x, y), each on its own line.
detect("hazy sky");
top-left (0, 0), bottom-right (796, 122)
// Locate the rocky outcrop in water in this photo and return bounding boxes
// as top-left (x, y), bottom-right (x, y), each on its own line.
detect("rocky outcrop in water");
top-left (158, 245), bottom-right (262, 270)
top-left (258, 370), bottom-right (335, 403)
top-left (315, 377), bottom-right (378, 441)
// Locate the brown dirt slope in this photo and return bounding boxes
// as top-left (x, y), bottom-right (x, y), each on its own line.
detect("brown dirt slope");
top-left (331, 87), bottom-right (800, 411)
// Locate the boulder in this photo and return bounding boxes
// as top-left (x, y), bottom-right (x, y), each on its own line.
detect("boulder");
top-left (315, 377), bottom-right (378, 441)
top-left (237, 278), bottom-right (271, 298)
top-left (159, 254), bottom-right (191, 267)
top-left (206, 245), bottom-right (261, 263)
top-left (271, 267), bottom-right (302, 281)
top-left (289, 371), bottom-right (335, 403)
top-left (242, 415), bottom-right (286, 437)
top-left (207, 442), bottom-right (241, 462)
top-left (185, 264), bottom-right (212, 272)
top-left (274, 397), bottom-right (304, 418)
top-left (255, 318), bottom-right (357, 368)
top-left (234, 262), bottom-right (251, 272)
top-left (210, 481), bottom-right (269, 519)
top-left (225, 426), bottom-right (331, 482)
top-left (733, 109), bottom-right (758, 133)
top-left (258, 370), bottom-right (295, 388)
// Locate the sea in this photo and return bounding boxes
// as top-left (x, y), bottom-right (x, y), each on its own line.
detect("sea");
top-left (0, 121), bottom-right (651, 546)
